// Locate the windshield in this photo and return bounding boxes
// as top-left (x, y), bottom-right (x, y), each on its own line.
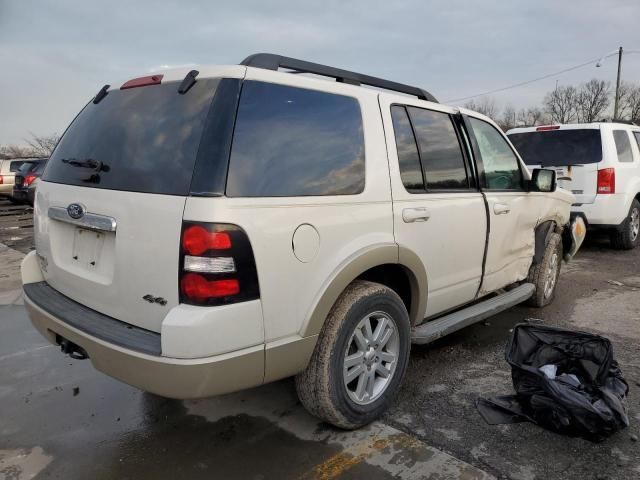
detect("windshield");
top-left (44, 79), bottom-right (220, 195)
top-left (508, 129), bottom-right (603, 166)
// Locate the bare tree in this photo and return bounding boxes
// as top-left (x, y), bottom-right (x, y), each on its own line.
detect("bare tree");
top-left (526, 107), bottom-right (544, 126)
top-left (500, 104), bottom-right (517, 131)
top-left (25, 133), bottom-right (59, 157)
top-left (576, 79), bottom-right (610, 123)
top-left (618, 81), bottom-right (640, 122)
top-left (544, 85), bottom-right (578, 124)
top-left (464, 96), bottom-right (498, 119)
top-left (0, 144), bottom-right (36, 160)
top-left (0, 132), bottom-right (60, 160)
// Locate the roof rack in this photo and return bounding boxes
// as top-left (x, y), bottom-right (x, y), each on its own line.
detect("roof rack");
top-left (240, 53), bottom-right (438, 103)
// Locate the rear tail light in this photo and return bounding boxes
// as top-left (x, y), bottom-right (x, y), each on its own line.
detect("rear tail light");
top-left (179, 222), bottom-right (259, 306)
top-left (23, 174), bottom-right (36, 186)
top-left (121, 74), bottom-right (163, 90)
top-left (182, 225), bottom-right (232, 255)
top-left (597, 168), bottom-right (615, 194)
top-left (536, 125), bottom-right (561, 131)
top-left (0, 175), bottom-right (3, 184)
top-left (181, 275), bottom-right (240, 301)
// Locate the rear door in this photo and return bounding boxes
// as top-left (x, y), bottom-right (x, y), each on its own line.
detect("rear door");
top-left (508, 126), bottom-right (602, 205)
top-left (35, 75), bottom-right (227, 332)
top-left (610, 128), bottom-right (640, 197)
top-left (467, 116), bottom-right (539, 294)
top-left (380, 97), bottom-right (486, 318)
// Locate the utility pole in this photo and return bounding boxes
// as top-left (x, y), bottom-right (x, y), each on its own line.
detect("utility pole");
top-left (614, 46), bottom-right (623, 120)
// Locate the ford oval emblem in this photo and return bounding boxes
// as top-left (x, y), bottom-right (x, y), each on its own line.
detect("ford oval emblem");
top-left (67, 203), bottom-right (85, 219)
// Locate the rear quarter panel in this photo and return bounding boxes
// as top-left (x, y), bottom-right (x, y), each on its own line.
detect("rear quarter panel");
top-left (184, 71), bottom-right (395, 345)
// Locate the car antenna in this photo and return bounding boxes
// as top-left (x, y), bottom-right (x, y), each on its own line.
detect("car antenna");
top-left (178, 70), bottom-right (199, 94)
top-left (93, 85), bottom-right (110, 104)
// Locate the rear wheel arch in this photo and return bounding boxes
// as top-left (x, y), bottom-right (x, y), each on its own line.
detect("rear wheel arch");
top-left (300, 245), bottom-right (427, 337)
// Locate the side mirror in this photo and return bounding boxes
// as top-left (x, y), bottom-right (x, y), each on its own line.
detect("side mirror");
top-left (530, 168), bottom-right (556, 192)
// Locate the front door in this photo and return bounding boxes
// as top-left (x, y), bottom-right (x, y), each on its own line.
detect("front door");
top-left (465, 115), bottom-right (539, 294)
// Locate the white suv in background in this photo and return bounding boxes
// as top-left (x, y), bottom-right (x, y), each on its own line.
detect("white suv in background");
top-left (22, 54), bottom-right (583, 429)
top-left (508, 123), bottom-right (640, 249)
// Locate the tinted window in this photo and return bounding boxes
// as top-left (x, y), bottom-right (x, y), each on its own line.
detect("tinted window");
top-left (613, 130), bottom-right (633, 163)
top-left (10, 161), bottom-right (27, 172)
top-left (407, 107), bottom-right (468, 190)
top-left (18, 162), bottom-right (38, 173)
top-left (44, 79), bottom-right (220, 195)
top-left (226, 81), bottom-right (364, 197)
top-left (470, 117), bottom-right (523, 190)
top-left (508, 129), bottom-right (603, 166)
top-left (391, 106), bottom-right (423, 191)
top-left (634, 132), bottom-right (640, 152)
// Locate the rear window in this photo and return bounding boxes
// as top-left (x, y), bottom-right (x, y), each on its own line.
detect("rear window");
top-left (44, 79), bottom-right (220, 195)
top-left (18, 162), bottom-right (37, 173)
top-left (10, 161), bottom-right (28, 172)
top-left (407, 107), bottom-right (469, 190)
top-left (613, 130), bottom-right (634, 163)
top-left (508, 129), bottom-right (603, 166)
top-left (226, 81), bottom-right (365, 197)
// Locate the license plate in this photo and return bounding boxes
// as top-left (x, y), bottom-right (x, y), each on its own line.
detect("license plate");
top-left (71, 228), bottom-right (104, 270)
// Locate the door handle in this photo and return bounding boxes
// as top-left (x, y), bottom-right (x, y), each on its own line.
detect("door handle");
top-left (493, 202), bottom-right (511, 215)
top-left (402, 207), bottom-right (431, 223)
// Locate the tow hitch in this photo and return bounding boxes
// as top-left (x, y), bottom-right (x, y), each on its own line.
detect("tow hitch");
top-left (56, 334), bottom-right (89, 360)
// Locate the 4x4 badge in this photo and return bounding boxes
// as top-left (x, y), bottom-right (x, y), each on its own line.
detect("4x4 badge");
top-left (142, 294), bottom-right (167, 306)
top-left (67, 203), bottom-right (85, 219)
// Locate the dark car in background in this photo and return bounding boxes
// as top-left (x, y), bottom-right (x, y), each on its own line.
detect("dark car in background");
top-left (13, 159), bottom-right (47, 205)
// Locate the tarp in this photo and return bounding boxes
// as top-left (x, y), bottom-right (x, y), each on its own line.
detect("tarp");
top-left (477, 324), bottom-right (629, 442)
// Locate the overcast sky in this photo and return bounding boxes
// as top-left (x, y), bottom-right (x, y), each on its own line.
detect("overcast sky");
top-left (1, 0), bottom-right (639, 144)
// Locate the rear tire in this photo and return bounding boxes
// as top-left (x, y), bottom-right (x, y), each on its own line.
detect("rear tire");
top-left (295, 280), bottom-right (411, 429)
top-left (526, 232), bottom-right (562, 308)
top-left (610, 199), bottom-right (640, 250)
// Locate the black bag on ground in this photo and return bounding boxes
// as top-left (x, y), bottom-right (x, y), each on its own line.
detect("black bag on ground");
top-left (476, 324), bottom-right (629, 441)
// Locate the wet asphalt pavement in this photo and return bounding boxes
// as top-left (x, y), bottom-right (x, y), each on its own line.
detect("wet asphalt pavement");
top-left (387, 233), bottom-right (640, 480)
top-left (1, 197), bottom-right (639, 479)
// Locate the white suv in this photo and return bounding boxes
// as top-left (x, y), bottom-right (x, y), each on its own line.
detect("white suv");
top-left (508, 122), bottom-right (640, 249)
top-left (21, 54), bottom-right (583, 429)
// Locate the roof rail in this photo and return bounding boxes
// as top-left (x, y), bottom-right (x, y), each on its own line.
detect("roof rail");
top-left (240, 53), bottom-right (438, 103)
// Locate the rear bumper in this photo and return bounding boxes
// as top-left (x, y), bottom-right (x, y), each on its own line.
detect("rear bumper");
top-left (0, 183), bottom-right (14, 195)
top-left (571, 194), bottom-right (628, 227)
top-left (12, 189), bottom-right (28, 202)
top-left (23, 284), bottom-right (265, 399)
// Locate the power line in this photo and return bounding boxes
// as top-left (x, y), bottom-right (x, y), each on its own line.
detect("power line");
top-left (445, 52), bottom-right (619, 104)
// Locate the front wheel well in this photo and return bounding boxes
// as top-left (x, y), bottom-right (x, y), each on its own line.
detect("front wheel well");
top-left (355, 264), bottom-right (415, 324)
top-left (534, 220), bottom-right (560, 265)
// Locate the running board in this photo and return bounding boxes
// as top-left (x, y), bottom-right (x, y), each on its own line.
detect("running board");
top-left (411, 283), bottom-right (535, 345)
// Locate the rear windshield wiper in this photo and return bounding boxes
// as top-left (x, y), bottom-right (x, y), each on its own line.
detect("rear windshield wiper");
top-left (61, 158), bottom-right (109, 172)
